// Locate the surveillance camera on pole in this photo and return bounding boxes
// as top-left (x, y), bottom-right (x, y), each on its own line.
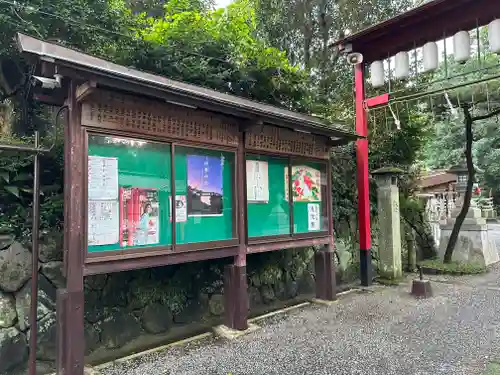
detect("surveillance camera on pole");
top-left (31, 74), bottom-right (63, 90)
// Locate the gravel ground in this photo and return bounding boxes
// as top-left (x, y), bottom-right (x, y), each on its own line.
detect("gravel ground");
top-left (99, 267), bottom-right (500, 375)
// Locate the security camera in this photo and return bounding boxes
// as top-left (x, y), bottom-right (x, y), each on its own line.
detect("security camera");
top-left (32, 74), bottom-right (62, 89)
top-left (347, 52), bottom-right (363, 65)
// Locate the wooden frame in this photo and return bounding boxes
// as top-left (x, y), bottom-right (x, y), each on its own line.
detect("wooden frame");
top-left (79, 95), bottom-right (334, 270)
top-left (83, 129), bottom-right (239, 271)
top-left (245, 152), bottom-right (330, 249)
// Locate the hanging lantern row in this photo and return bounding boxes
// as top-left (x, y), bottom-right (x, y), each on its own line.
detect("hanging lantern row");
top-left (369, 19), bottom-right (500, 88)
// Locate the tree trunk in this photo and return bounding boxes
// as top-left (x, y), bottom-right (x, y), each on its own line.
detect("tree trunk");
top-left (443, 104), bottom-right (475, 263)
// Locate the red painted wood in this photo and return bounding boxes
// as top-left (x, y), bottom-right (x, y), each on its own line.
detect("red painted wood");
top-left (366, 93), bottom-right (389, 108)
top-left (355, 64), bottom-right (371, 251)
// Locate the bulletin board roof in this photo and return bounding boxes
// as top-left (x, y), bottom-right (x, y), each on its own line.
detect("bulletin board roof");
top-left (17, 33), bottom-right (359, 143)
top-left (332, 0), bottom-right (500, 64)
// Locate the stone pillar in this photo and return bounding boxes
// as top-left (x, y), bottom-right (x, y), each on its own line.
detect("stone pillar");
top-left (372, 167), bottom-right (403, 279)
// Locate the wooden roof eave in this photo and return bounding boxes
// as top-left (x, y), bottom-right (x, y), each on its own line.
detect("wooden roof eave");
top-left (17, 33), bottom-right (361, 144)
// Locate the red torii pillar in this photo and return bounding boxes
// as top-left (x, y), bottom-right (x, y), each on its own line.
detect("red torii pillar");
top-left (354, 64), bottom-right (372, 286)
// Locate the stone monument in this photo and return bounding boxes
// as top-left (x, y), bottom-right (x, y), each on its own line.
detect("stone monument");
top-left (438, 164), bottom-right (499, 266)
top-left (372, 167), bottom-right (404, 279)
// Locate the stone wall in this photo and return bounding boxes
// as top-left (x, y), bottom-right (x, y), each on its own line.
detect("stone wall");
top-left (0, 233), bottom-right (325, 375)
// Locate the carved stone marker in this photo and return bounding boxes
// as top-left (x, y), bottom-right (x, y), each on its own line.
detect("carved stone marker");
top-left (439, 164), bottom-right (499, 266)
top-left (372, 167), bottom-right (404, 279)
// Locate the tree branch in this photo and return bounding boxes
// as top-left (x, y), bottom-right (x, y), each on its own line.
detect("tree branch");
top-left (471, 106), bottom-right (500, 122)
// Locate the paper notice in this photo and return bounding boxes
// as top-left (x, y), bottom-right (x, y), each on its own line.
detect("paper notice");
top-left (88, 200), bottom-right (119, 246)
top-left (246, 160), bottom-right (269, 203)
top-left (170, 195), bottom-right (187, 223)
top-left (88, 156), bottom-right (119, 200)
top-left (307, 203), bottom-right (321, 231)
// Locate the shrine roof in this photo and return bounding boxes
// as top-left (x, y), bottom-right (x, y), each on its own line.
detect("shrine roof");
top-left (331, 0), bottom-right (500, 64)
top-left (17, 33), bottom-right (359, 144)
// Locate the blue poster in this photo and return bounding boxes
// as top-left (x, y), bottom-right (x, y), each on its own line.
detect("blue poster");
top-left (187, 155), bottom-right (224, 216)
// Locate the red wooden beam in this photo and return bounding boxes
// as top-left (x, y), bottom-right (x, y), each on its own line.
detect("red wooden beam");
top-left (366, 93), bottom-right (390, 108)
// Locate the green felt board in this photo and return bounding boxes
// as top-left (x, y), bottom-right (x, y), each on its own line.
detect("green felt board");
top-left (246, 155), bottom-right (291, 237)
top-left (174, 147), bottom-right (234, 243)
top-left (292, 161), bottom-right (326, 234)
top-left (87, 135), bottom-right (172, 253)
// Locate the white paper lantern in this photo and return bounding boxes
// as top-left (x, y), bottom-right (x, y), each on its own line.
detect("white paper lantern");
top-left (453, 31), bottom-right (471, 63)
top-left (423, 42), bottom-right (438, 72)
top-left (394, 51), bottom-right (409, 80)
top-left (370, 61), bottom-right (385, 88)
top-left (489, 19), bottom-right (500, 53)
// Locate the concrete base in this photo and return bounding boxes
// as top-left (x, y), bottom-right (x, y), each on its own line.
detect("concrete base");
top-left (411, 279), bottom-right (433, 298)
top-left (439, 205), bottom-right (499, 266)
top-left (439, 224), bottom-right (499, 266)
top-left (310, 298), bottom-right (338, 306)
top-left (213, 323), bottom-right (260, 340)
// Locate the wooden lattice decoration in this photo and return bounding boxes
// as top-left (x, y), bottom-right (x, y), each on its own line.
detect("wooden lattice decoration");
top-left (81, 90), bottom-right (239, 147)
top-left (245, 125), bottom-right (330, 159)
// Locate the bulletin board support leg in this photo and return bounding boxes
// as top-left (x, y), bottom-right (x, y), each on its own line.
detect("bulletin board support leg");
top-left (63, 289), bottom-right (85, 375)
top-left (314, 246), bottom-right (336, 301)
top-left (224, 262), bottom-right (248, 330)
top-left (62, 80), bottom-right (86, 375)
top-left (56, 289), bottom-right (68, 375)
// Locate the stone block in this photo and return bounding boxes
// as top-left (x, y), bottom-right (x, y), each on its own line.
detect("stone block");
top-left (208, 293), bottom-right (225, 316)
top-left (260, 285), bottom-right (276, 304)
top-left (99, 311), bottom-right (142, 349)
top-left (0, 327), bottom-right (27, 373)
top-left (0, 242), bottom-right (34, 292)
top-left (0, 234), bottom-right (14, 251)
top-left (0, 291), bottom-right (17, 328)
top-left (16, 275), bottom-right (56, 331)
top-left (37, 233), bottom-right (63, 263)
top-left (31, 312), bottom-right (57, 361)
top-left (40, 261), bottom-right (65, 289)
top-left (141, 303), bottom-right (173, 334)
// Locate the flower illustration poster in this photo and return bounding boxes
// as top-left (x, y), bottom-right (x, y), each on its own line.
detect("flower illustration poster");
top-left (285, 165), bottom-right (321, 202)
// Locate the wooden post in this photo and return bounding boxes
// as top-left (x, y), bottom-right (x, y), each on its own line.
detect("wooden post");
top-left (56, 289), bottom-right (68, 374)
top-left (224, 128), bottom-right (248, 330)
top-left (314, 157), bottom-right (336, 300)
top-left (355, 63), bottom-right (372, 286)
top-left (60, 80), bottom-right (86, 375)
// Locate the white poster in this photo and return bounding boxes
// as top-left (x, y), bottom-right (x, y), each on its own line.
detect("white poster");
top-left (88, 156), bottom-right (119, 200)
top-left (307, 203), bottom-right (321, 231)
top-left (170, 195), bottom-right (187, 223)
top-left (88, 200), bottom-right (119, 245)
top-left (246, 160), bottom-right (269, 203)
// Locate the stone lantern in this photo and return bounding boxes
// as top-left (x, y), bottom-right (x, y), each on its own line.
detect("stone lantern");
top-left (372, 167), bottom-right (404, 279)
